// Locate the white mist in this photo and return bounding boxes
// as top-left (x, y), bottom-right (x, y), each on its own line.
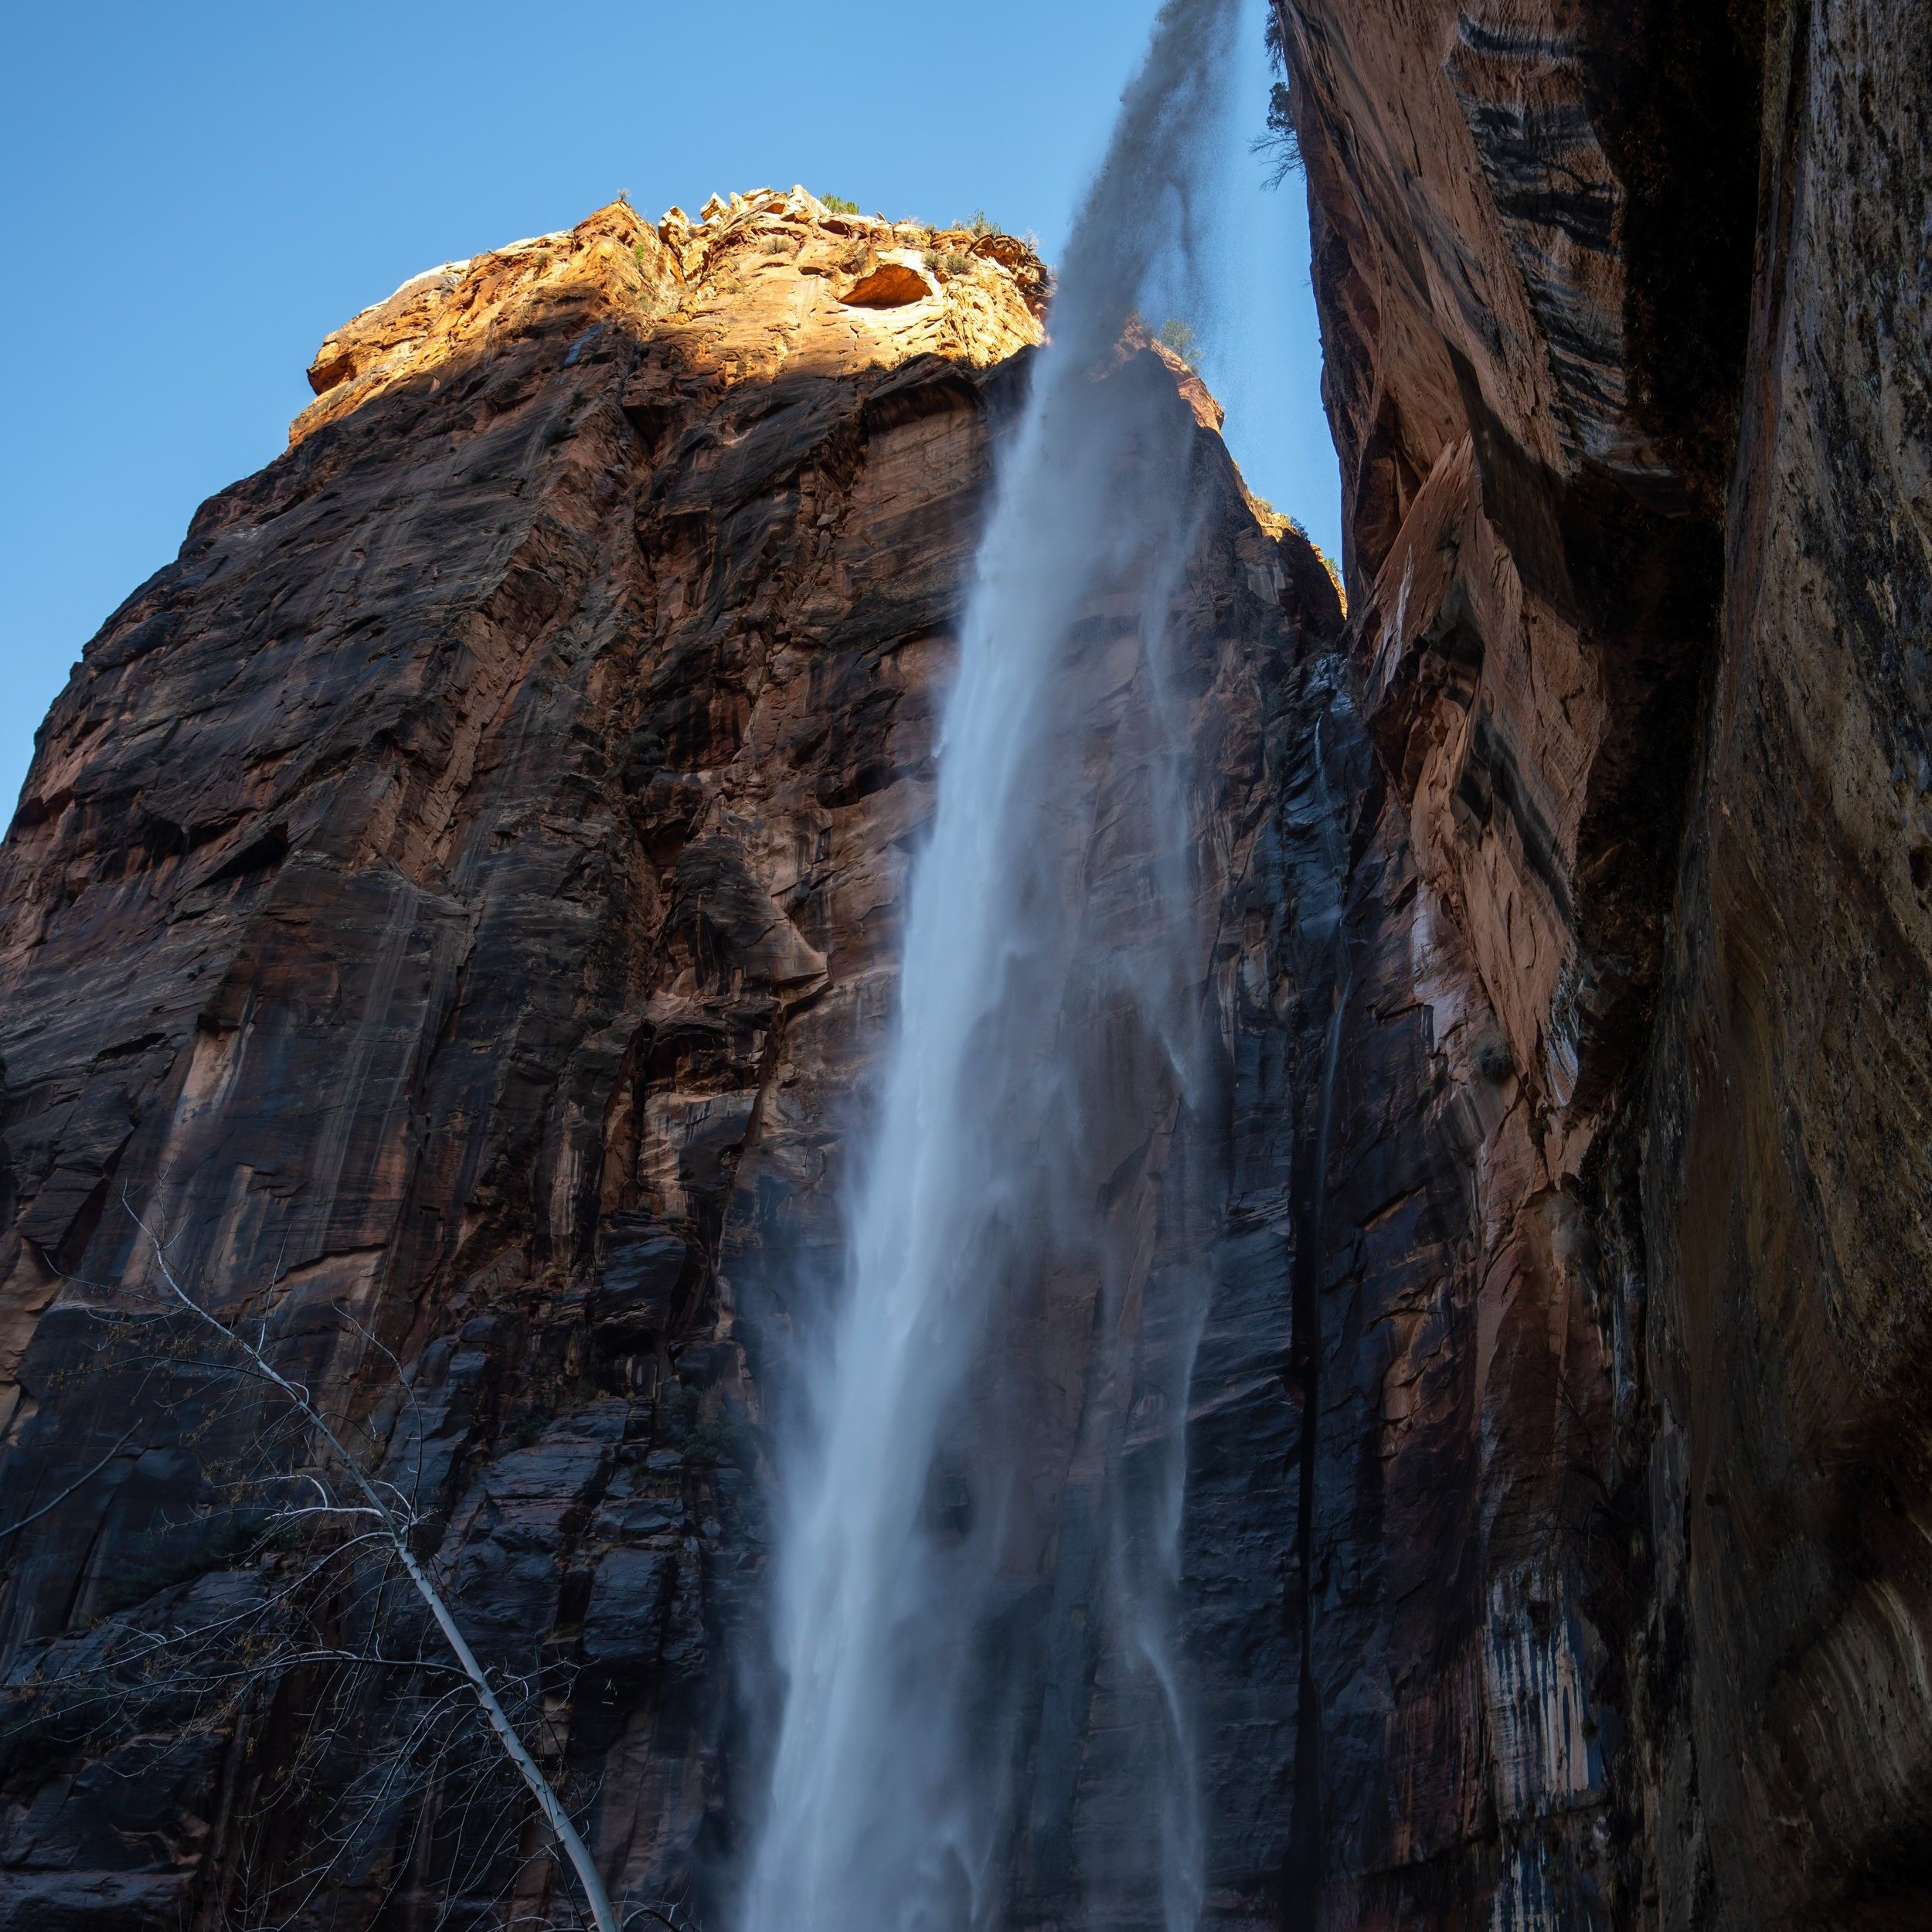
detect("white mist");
top-left (740, 5), bottom-right (1244, 1930)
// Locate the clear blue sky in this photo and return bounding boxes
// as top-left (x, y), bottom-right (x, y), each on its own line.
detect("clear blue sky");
top-left (0, 0), bottom-right (1336, 818)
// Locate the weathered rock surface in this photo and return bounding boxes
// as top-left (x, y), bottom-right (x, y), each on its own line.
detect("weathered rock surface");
top-left (0, 188), bottom-right (1342, 1929)
top-left (5, 1), bottom-right (1930, 1917)
top-left (1274, 0), bottom-right (1932, 1925)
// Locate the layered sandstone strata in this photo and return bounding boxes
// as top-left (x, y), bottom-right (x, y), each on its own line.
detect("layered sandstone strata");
top-left (0, 189), bottom-right (1341, 1928)
top-left (9, 2), bottom-right (1927, 1916)
top-left (1274, 0), bottom-right (1932, 1925)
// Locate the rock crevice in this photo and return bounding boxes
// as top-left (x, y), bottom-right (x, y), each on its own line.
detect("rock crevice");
top-left (3, 5), bottom-right (1930, 1913)
top-left (1276, 0), bottom-right (1932, 1923)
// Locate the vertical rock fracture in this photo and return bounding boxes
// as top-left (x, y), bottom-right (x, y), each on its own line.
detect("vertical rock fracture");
top-left (0, 128), bottom-right (1342, 1932)
top-left (4, 0), bottom-right (1927, 1926)
top-left (1270, 0), bottom-right (1932, 1925)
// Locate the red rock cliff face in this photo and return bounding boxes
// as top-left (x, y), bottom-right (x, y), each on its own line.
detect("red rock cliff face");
top-left (1276, 0), bottom-right (1932, 1925)
top-left (0, 192), bottom-right (1343, 1929)
top-left (5, 7), bottom-right (1928, 1919)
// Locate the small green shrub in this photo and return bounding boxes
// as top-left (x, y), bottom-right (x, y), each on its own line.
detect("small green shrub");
top-left (1473, 1031), bottom-right (1515, 1081)
top-left (683, 1415), bottom-right (750, 1469)
top-left (820, 193), bottom-right (862, 215)
top-left (1256, 79), bottom-right (1304, 189)
top-left (509, 1402), bottom-right (555, 1449)
top-left (658, 1384), bottom-right (699, 1441)
top-left (1158, 317), bottom-right (1197, 362)
top-left (938, 250), bottom-right (975, 278)
top-left (621, 727), bottom-right (665, 787)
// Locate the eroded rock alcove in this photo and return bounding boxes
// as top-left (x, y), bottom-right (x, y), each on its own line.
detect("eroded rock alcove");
top-left (0, 188), bottom-right (1343, 1930)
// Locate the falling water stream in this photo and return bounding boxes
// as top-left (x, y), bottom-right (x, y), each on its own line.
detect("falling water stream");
top-left (740, 5), bottom-right (1244, 1929)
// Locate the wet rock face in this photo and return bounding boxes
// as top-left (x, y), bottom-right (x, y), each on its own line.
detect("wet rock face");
top-left (1278, 0), bottom-right (1932, 1925)
top-left (0, 189), bottom-right (1342, 1928)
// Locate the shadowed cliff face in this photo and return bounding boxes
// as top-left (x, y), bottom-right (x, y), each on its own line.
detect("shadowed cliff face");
top-left (1276, 0), bottom-right (1932, 1926)
top-left (0, 191), bottom-right (1345, 1930)
top-left (4, 3), bottom-right (1928, 1920)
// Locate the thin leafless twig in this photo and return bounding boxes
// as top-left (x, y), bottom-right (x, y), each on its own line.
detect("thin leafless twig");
top-left (0, 1425), bottom-right (141, 1542)
top-left (125, 1193), bottom-right (622, 1932)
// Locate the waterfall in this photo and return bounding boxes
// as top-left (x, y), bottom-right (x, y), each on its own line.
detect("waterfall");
top-left (740, 5), bottom-right (1243, 1929)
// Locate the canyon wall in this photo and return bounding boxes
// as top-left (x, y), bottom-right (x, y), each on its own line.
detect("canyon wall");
top-left (3, 0), bottom-right (1930, 1922)
top-left (1276, 0), bottom-right (1932, 1925)
top-left (0, 192), bottom-right (1345, 1929)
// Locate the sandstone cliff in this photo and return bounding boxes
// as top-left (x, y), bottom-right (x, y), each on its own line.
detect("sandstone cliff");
top-left (1274, 0), bottom-right (1932, 1926)
top-left (5, 2), bottom-right (1930, 1920)
top-left (0, 189), bottom-right (1342, 1928)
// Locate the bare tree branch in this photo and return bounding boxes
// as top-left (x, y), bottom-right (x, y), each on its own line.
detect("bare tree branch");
top-left (0, 1425), bottom-right (140, 1542)
top-left (126, 1196), bottom-right (622, 1932)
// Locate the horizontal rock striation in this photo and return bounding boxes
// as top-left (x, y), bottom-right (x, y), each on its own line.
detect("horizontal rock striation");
top-left (7, 1), bottom-right (1927, 1914)
top-left (1276, 0), bottom-right (1932, 1925)
top-left (0, 189), bottom-right (1345, 1929)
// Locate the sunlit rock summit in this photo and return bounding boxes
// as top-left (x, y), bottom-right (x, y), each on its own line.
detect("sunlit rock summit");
top-left (4, 0), bottom-right (1931, 1917)
top-left (0, 185), bottom-right (1339, 1930)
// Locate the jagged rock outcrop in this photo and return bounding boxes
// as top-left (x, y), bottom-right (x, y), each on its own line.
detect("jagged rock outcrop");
top-left (0, 189), bottom-right (1343, 1929)
top-left (1275, 0), bottom-right (1932, 1926)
